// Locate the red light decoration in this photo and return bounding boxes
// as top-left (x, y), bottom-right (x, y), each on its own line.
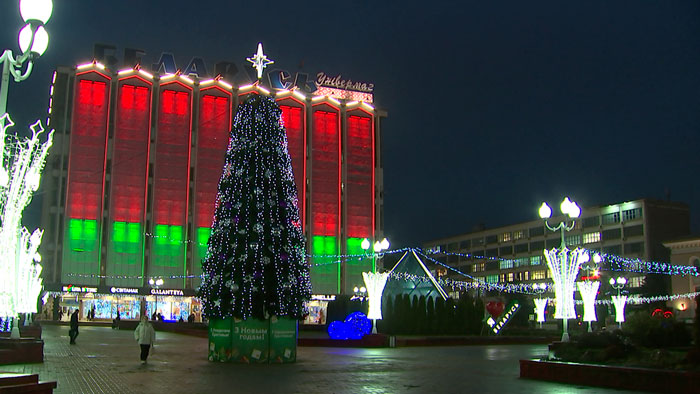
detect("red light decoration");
top-left (279, 103), bottom-right (305, 229)
top-left (311, 109), bottom-right (340, 236)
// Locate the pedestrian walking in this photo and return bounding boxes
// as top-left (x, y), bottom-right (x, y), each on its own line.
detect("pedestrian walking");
top-left (134, 315), bottom-right (156, 364)
top-left (69, 309), bottom-right (79, 344)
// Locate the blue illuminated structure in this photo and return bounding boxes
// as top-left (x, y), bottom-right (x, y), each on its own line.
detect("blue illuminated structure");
top-left (327, 312), bottom-right (372, 340)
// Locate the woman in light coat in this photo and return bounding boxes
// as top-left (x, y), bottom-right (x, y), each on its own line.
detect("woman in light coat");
top-left (134, 315), bottom-right (156, 364)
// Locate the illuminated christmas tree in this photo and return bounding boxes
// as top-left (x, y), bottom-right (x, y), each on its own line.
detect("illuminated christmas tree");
top-left (199, 95), bottom-right (311, 321)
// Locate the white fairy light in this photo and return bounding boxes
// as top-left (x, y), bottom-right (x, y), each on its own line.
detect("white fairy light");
top-left (577, 280), bottom-right (600, 328)
top-left (362, 271), bottom-right (389, 334)
top-left (534, 298), bottom-right (548, 323)
top-left (612, 295), bottom-right (627, 324)
top-left (0, 114), bottom-right (53, 319)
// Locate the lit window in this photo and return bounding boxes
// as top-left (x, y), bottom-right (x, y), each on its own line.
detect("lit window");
top-left (473, 263), bottom-right (485, 273)
top-left (622, 208), bottom-right (642, 222)
top-left (530, 256), bottom-right (541, 265)
top-left (500, 260), bottom-right (513, 269)
top-left (486, 275), bottom-right (498, 283)
top-left (565, 235), bottom-right (581, 247)
top-left (513, 230), bottom-right (524, 240)
top-left (531, 270), bottom-right (546, 280)
top-left (507, 272), bottom-right (514, 282)
top-left (602, 212), bottom-right (620, 224)
top-left (524, 271), bottom-right (530, 281)
top-left (628, 276), bottom-right (644, 288)
top-left (499, 232), bottom-right (512, 242)
top-left (583, 232), bottom-right (601, 244)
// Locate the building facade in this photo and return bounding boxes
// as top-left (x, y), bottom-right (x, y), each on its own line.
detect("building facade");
top-left (423, 199), bottom-right (689, 295)
top-left (664, 237), bottom-right (700, 321)
top-left (38, 51), bottom-right (385, 321)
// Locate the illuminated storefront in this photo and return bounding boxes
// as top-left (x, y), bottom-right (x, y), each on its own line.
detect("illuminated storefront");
top-left (40, 45), bottom-right (385, 298)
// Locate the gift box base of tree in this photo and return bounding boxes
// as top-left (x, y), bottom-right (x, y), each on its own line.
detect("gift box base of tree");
top-left (208, 316), bottom-right (298, 363)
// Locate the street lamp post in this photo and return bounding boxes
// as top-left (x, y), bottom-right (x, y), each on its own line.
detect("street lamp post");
top-left (609, 277), bottom-right (627, 328)
top-left (149, 278), bottom-right (164, 319)
top-left (0, 0), bottom-right (53, 118)
top-left (532, 282), bottom-right (548, 329)
top-left (539, 197), bottom-right (588, 342)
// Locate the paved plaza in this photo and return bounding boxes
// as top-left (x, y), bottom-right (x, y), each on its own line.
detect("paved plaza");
top-left (1, 325), bottom-right (637, 394)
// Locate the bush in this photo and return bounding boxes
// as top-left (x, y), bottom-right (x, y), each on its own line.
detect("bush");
top-left (624, 310), bottom-right (691, 348)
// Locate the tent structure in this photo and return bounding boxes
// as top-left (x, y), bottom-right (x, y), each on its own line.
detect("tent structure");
top-left (383, 249), bottom-right (448, 301)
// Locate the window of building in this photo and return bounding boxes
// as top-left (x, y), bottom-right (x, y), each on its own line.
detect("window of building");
top-left (486, 275), bottom-right (498, 283)
top-left (485, 261), bottom-right (498, 271)
top-left (447, 242), bottom-right (459, 252)
top-left (472, 237), bottom-right (484, 247)
top-left (529, 226), bottom-right (544, 237)
top-left (565, 234), bottom-right (581, 247)
top-left (513, 230), bottom-right (525, 240)
top-left (622, 208), bottom-right (642, 222)
top-left (473, 263), bottom-right (485, 273)
top-left (530, 240), bottom-right (544, 251)
top-left (523, 271), bottom-right (530, 281)
top-left (603, 244), bottom-right (622, 255)
top-left (531, 270), bottom-right (546, 280)
top-left (485, 235), bottom-right (498, 244)
top-left (602, 212), bottom-right (620, 224)
top-left (602, 228), bottom-right (621, 241)
top-left (514, 257), bottom-right (529, 267)
top-left (625, 242), bottom-right (644, 255)
top-left (546, 238), bottom-right (560, 249)
top-left (485, 248), bottom-right (498, 257)
top-left (499, 232), bottom-right (512, 243)
top-left (500, 260), bottom-right (514, 269)
top-left (582, 216), bottom-right (600, 228)
top-left (514, 243), bottom-right (528, 254)
top-left (583, 232), bottom-right (601, 244)
top-left (530, 256), bottom-right (541, 265)
top-left (447, 255), bottom-right (459, 264)
top-left (628, 276), bottom-right (644, 288)
top-left (499, 246), bottom-right (513, 255)
top-left (507, 272), bottom-right (514, 282)
top-left (624, 224), bottom-right (644, 238)
top-left (459, 240), bottom-right (471, 250)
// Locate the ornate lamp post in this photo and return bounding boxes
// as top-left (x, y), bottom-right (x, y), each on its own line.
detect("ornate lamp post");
top-left (577, 253), bottom-right (602, 333)
top-left (149, 277), bottom-right (164, 319)
top-left (1, 0), bottom-right (53, 119)
top-left (532, 282), bottom-right (548, 329)
top-left (539, 197), bottom-right (588, 342)
top-left (609, 276), bottom-right (627, 328)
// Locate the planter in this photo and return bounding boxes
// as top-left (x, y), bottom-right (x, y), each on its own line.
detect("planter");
top-left (520, 358), bottom-right (700, 393)
top-left (0, 338), bottom-right (44, 365)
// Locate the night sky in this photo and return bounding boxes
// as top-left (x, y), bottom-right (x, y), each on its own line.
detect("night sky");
top-left (1, 1), bottom-right (699, 248)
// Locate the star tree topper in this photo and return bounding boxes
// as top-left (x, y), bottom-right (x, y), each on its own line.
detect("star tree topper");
top-left (246, 43), bottom-right (274, 80)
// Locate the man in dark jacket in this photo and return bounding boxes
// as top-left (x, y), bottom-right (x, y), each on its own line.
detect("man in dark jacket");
top-left (69, 310), bottom-right (79, 344)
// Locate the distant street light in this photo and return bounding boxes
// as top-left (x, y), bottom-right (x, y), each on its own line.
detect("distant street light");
top-left (609, 277), bottom-right (627, 328)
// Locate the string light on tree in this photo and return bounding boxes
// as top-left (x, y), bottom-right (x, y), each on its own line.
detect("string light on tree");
top-left (197, 95), bottom-right (311, 321)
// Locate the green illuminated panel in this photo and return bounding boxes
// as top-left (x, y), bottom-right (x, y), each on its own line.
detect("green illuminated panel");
top-left (311, 235), bottom-right (339, 294)
top-left (69, 219), bottom-right (97, 252)
top-left (61, 219), bottom-right (100, 285)
top-left (192, 227), bottom-right (210, 287)
top-left (152, 224), bottom-right (185, 267)
top-left (345, 237), bottom-right (374, 292)
top-left (106, 221), bottom-right (144, 286)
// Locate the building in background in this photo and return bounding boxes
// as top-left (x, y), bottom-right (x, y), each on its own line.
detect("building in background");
top-left (38, 48), bottom-right (385, 321)
top-left (423, 199), bottom-right (689, 297)
top-left (664, 237), bottom-right (700, 322)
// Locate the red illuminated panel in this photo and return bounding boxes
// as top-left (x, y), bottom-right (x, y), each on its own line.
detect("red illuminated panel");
top-left (280, 104), bottom-right (305, 228)
top-left (111, 83), bottom-right (151, 223)
top-left (66, 77), bottom-right (110, 221)
top-left (195, 92), bottom-right (231, 228)
top-left (346, 114), bottom-right (374, 238)
top-left (311, 110), bottom-right (340, 236)
top-left (153, 87), bottom-right (192, 228)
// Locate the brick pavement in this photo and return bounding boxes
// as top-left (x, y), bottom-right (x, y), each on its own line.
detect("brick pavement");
top-left (0, 325), bottom-right (633, 394)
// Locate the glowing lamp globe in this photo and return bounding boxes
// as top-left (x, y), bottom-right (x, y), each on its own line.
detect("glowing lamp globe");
top-left (538, 202), bottom-right (552, 219)
top-left (20, 0), bottom-right (53, 24)
top-left (609, 278), bottom-right (615, 286)
top-left (373, 241), bottom-right (382, 253)
top-left (593, 254), bottom-right (602, 264)
top-left (618, 277), bottom-right (627, 285)
top-left (18, 24), bottom-right (49, 56)
top-left (380, 238), bottom-right (390, 250)
top-left (360, 238), bottom-right (370, 251)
